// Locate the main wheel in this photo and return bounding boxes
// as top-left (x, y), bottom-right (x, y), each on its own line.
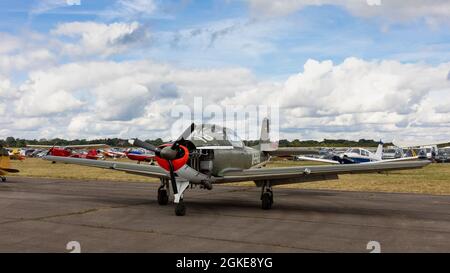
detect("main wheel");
top-left (1, 177), bottom-right (6, 182)
top-left (175, 201), bottom-right (186, 216)
top-left (261, 192), bottom-right (273, 210)
top-left (157, 188), bottom-right (169, 205)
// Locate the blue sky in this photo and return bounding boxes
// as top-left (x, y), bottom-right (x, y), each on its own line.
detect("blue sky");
top-left (2, 0), bottom-right (449, 78)
top-left (1, 0), bottom-right (450, 141)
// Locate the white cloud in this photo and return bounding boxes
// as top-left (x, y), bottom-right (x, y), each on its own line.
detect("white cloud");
top-left (1, 21), bottom-right (450, 141)
top-left (0, 49), bottom-right (56, 74)
top-left (224, 57), bottom-right (450, 141)
top-left (16, 89), bottom-right (84, 117)
top-left (3, 57), bottom-right (450, 141)
top-left (51, 21), bottom-right (150, 57)
top-left (0, 33), bottom-right (21, 54)
top-left (102, 0), bottom-right (157, 20)
top-left (0, 30), bottom-right (60, 75)
top-left (4, 60), bottom-right (256, 139)
top-left (246, 0), bottom-right (450, 22)
top-left (0, 76), bottom-right (12, 97)
top-left (30, 0), bottom-right (81, 15)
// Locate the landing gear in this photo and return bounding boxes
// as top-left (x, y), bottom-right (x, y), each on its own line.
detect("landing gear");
top-left (261, 192), bottom-right (273, 210)
top-left (157, 178), bottom-right (189, 216)
top-left (157, 187), bottom-right (169, 205)
top-left (157, 178), bottom-right (170, 205)
top-left (175, 200), bottom-right (186, 216)
top-left (0, 176), bottom-right (6, 182)
top-left (260, 181), bottom-right (273, 210)
top-left (173, 180), bottom-right (190, 216)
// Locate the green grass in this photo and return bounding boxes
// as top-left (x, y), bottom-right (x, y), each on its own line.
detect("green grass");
top-left (9, 158), bottom-right (450, 195)
top-left (9, 158), bottom-right (157, 183)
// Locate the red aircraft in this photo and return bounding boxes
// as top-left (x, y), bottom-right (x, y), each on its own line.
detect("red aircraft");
top-left (27, 144), bottom-right (108, 160)
top-left (125, 149), bottom-right (155, 164)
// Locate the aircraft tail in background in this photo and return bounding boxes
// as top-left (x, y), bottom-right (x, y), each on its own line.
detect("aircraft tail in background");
top-left (374, 141), bottom-right (383, 160)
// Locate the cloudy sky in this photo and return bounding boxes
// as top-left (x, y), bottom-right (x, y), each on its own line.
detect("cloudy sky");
top-left (1, 0), bottom-right (450, 142)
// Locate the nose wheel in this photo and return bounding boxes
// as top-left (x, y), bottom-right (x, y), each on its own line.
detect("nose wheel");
top-left (175, 200), bottom-right (186, 216)
top-left (1, 176), bottom-right (6, 182)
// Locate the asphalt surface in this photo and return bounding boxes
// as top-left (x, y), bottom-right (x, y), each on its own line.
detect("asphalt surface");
top-left (0, 177), bottom-right (449, 253)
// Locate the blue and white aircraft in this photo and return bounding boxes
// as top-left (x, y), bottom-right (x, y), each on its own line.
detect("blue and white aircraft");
top-left (297, 142), bottom-right (420, 164)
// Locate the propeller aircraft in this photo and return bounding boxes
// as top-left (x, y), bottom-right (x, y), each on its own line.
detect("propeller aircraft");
top-left (44, 119), bottom-right (430, 216)
top-left (0, 145), bottom-right (20, 182)
top-left (27, 144), bottom-right (108, 160)
top-left (6, 148), bottom-right (25, 161)
top-left (125, 149), bottom-right (155, 164)
top-left (296, 142), bottom-right (421, 164)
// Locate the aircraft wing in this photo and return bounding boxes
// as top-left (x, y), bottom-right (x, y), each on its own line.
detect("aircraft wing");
top-left (267, 147), bottom-right (319, 157)
top-left (0, 168), bottom-right (19, 173)
top-left (393, 140), bottom-right (450, 148)
top-left (296, 156), bottom-right (420, 164)
top-left (295, 156), bottom-right (340, 164)
top-left (43, 156), bottom-right (168, 178)
top-left (28, 144), bottom-right (110, 149)
top-left (64, 144), bottom-right (110, 149)
top-left (216, 160), bottom-right (430, 185)
top-left (27, 145), bottom-right (54, 148)
top-left (377, 156), bottom-right (420, 163)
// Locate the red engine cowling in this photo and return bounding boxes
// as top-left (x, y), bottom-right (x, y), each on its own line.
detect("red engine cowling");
top-left (155, 144), bottom-right (189, 172)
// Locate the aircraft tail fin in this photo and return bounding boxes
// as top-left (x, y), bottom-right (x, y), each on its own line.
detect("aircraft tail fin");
top-left (375, 140), bottom-right (383, 160)
top-left (259, 118), bottom-right (278, 151)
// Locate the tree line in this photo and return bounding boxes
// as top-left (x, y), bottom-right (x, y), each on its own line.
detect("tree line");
top-left (1, 136), bottom-right (390, 148)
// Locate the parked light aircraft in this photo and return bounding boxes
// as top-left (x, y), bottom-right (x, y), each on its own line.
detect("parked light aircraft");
top-left (125, 149), bottom-right (155, 164)
top-left (0, 146), bottom-right (20, 182)
top-left (101, 148), bottom-right (126, 159)
top-left (297, 142), bottom-right (420, 164)
top-left (27, 144), bottom-right (108, 160)
top-left (393, 140), bottom-right (450, 159)
top-left (6, 148), bottom-right (25, 161)
top-left (44, 119), bottom-right (430, 216)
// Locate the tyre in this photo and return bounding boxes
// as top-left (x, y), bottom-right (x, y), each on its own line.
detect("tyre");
top-left (261, 192), bottom-right (272, 210)
top-left (175, 201), bottom-right (186, 216)
top-left (157, 188), bottom-right (169, 205)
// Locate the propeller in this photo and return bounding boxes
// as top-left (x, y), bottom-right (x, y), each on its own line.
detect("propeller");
top-left (129, 123), bottom-right (195, 195)
top-left (46, 141), bottom-right (59, 156)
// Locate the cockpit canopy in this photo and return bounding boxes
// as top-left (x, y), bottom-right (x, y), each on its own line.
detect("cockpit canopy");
top-left (346, 148), bottom-right (370, 157)
top-left (186, 124), bottom-right (244, 149)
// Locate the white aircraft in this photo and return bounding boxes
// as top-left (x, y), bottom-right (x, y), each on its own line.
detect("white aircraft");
top-left (297, 142), bottom-right (420, 164)
top-left (393, 140), bottom-right (450, 160)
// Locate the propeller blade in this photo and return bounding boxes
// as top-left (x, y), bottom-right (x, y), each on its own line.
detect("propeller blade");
top-left (171, 123), bottom-right (195, 149)
top-left (180, 123), bottom-right (195, 140)
top-left (168, 160), bottom-right (178, 194)
top-left (46, 141), bottom-right (58, 155)
top-left (129, 139), bottom-right (160, 154)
